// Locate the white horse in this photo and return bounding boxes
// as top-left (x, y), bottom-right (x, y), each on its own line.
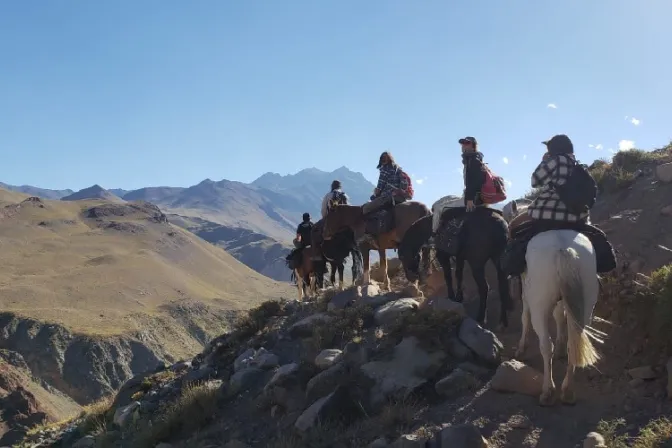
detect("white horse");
top-left (506, 199), bottom-right (604, 406)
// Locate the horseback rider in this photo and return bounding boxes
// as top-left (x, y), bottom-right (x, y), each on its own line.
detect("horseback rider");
top-left (371, 151), bottom-right (410, 203)
top-left (321, 180), bottom-right (349, 218)
top-left (295, 212), bottom-right (313, 248)
top-left (445, 136), bottom-right (487, 255)
top-left (510, 134), bottom-right (588, 232)
top-left (502, 134), bottom-right (616, 277)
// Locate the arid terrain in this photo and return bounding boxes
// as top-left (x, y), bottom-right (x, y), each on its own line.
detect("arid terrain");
top-left (7, 144), bottom-right (672, 448)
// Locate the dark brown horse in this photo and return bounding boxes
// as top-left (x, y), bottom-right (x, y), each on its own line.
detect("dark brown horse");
top-left (398, 206), bottom-right (513, 328)
top-left (322, 201), bottom-right (431, 292)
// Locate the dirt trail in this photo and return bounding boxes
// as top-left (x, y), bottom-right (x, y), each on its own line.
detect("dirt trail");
top-left (423, 292), bottom-right (670, 447)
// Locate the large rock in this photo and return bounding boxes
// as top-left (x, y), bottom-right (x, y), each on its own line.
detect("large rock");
top-left (289, 313), bottom-right (334, 338)
top-left (306, 363), bottom-right (348, 403)
top-left (113, 401), bottom-right (140, 428)
top-left (435, 424), bottom-right (489, 447)
top-left (583, 432), bottom-right (606, 448)
top-left (361, 336), bottom-right (446, 405)
top-left (458, 318), bottom-right (503, 365)
top-left (294, 386), bottom-right (362, 432)
top-left (435, 368), bottom-right (480, 398)
top-left (229, 368), bottom-right (266, 394)
top-left (233, 348), bottom-right (279, 372)
top-left (362, 283), bottom-right (382, 297)
top-left (374, 298), bottom-right (420, 326)
top-left (423, 298), bottom-right (468, 317)
top-left (390, 434), bottom-right (429, 447)
top-left (343, 340), bottom-right (370, 366)
top-left (656, 162), bottom-right (672, 183)
top-left (627, 365), bottom-right (657, 380)
top-left (264, 363), bottom-right (299, 391)
top-left (315, 349), bottom-right (343, 369)
top-left (490, 360), bottom-right (543, 397)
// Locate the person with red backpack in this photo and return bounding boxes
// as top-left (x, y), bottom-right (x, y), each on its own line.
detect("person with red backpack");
top-left (445, 136), bottom-right (507, 255)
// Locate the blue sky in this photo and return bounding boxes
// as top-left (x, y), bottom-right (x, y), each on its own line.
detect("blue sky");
top-left (1, 0), bottom-right (670, 206)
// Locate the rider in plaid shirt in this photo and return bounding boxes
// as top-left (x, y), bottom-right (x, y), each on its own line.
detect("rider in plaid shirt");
top-left (527, 134), bottom-right (590, 223)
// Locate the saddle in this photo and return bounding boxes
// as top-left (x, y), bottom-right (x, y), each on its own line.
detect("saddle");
top-left (501, 219), bottom-right (617, 277)
top-left (434, 206), bottom-right (504, 254)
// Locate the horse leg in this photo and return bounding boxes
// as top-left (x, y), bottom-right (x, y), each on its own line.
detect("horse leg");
top-left (379, 248), bottom-right (390, 291)
top-left (338, 263), bottom-right (344, 290)
top-left (471, 263), bottom-right (490, 326)
top-left (361, 249), bottom-right (370, 285)
top-left (528, 282), bottom-right (558, 406)
top-left (436, 250), bottom-right (455, 300)
top-left (455, 256), bottom-right (465, 303)
top-left (553, 301), bottom-right (567, 360)
top-left (295, 269), bottom-right (304, 302)
top-left (309, 274), bottom-right (317, 298)
top-left (515, 291), bottom-right (531, 360)
top-left (329, 262), bottom-right (336, 287)
top-left (493, 256), bottom-right (511, 329)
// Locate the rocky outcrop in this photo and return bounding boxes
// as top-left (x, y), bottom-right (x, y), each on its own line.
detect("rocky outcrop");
top-left (0, 305), bottom-right (238, 404)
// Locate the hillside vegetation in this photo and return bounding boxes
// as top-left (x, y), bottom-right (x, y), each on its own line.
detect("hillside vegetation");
top-left (0, 189), bottom-right (292, 336)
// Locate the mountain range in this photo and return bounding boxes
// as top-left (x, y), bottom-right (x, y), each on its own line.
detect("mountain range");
top-left (1, 167), bottom-right (376, 281)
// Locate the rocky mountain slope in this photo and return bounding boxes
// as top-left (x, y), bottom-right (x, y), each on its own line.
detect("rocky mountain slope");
top-left (2, 167), bottom-right (375, 281)
top-left (19, 145), bottom-right (672, 447)
top-left (0, 188), bottom-right (292, 435)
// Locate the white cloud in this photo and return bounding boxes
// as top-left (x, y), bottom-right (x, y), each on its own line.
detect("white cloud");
top-left (595, 144), bottom-right (603, 150)
top-left (502, 157), bottom-right (509, 164)
top-left (608, 148), bottom-right (615, 154)
top-left (522, 154), bottom-right (527, 161)
top-left (618, 140), bottom-right (635, 151)
top-left (547, 103), bottom-right (557, 109)
top-left (588, 144), bottom-right (594, 148)
top-left (504, 179), bottom-right (513, 188)
top-left (414, 176), bottom-right (428, 185)
top-left (630, 117), bottom-right (641, 126)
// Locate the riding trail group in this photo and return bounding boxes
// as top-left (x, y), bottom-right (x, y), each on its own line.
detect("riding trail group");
top-left (285, 134), bottom-right (617, 406)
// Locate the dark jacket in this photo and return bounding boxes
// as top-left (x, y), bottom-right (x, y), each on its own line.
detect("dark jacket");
top-left (296, 221), bottom-right (313, 247)
top-left (462, 151), bottom-right (485, 205)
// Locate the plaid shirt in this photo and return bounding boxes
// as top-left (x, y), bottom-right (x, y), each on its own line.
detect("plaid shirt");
top-left (376, 164), bottom-right (408, 197)
top-left (527, 154), bottom-right (590, 222)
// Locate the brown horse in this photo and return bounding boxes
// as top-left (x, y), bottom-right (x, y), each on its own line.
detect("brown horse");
top-left (287, 246), bottom-right (325, 301)
top-left (322, 201), bottom-right (431, 291)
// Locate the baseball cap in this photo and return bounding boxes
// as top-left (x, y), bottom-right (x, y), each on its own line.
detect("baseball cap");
top-left (542, 134), bottom-right (574, 154)
top-left (458, 136), bottom-right (477, 145)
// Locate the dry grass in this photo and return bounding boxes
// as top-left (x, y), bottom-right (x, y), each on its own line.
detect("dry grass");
top-left (135, 382), bottom-right (222, 447)
top-left (588, 148), bottom-right (670, 194)
top-left (309, 305), bottom-right (375, 352)
top-left (266, 398), bottom-right (426, 448)
top-left (385, 307), bottom-right (463, 351)
top-left (598, 417), bottom-right (672, 448)
top-left (0, 189), bottom-right (292, 336)
top-left (648, 264), bottom-right (672, 347)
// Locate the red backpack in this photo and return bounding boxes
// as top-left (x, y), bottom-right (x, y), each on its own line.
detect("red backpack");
top-left (398, 169), bottom-right (414, 199)
top-left (481, 164), bottom-right (507, 204)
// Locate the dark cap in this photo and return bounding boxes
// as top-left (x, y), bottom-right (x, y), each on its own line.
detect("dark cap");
top-left (302, 212), bottom-right (310, 221)
top-left (459, 136), bottom-right (477, 145)
top-left (542, 134), bottom-right (574, 155)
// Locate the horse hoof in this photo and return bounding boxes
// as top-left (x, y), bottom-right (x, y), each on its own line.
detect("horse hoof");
top-left (560, 388), bottom-right (576, 406)
top-left (539, 390), bottom-right (557, 407)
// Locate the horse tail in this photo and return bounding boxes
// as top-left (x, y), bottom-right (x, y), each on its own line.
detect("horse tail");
top-left (351, 249), bottom-right (363, 280)
top-left (556, 247), bottom-right (601, 368)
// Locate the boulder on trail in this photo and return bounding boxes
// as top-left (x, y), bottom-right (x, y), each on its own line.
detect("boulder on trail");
top-left (490, 360), bottom-right (543, 397)
top-left (374, 298), bottom-right (420, 326)
top-left (458, 318), bottom-right (503, 365)
top-left (315, 349), bottom-right (343, 369)
top-left (361, 336), bottom-right (446, 405)
top-left (655, 162), bottom-right (672, 183)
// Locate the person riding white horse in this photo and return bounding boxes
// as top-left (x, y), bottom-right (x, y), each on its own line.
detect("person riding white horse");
top-left (508, 134), bottom-right (612, 406)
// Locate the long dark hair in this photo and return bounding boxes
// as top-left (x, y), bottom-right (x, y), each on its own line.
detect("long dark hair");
top-left (377, 151), bottom-right (397, 169)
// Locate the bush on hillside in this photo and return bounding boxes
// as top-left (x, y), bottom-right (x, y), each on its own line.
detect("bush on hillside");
top-left (598, 416), bottom-right (672, 448)
top-left (649, 264), bottom-right (672, 343)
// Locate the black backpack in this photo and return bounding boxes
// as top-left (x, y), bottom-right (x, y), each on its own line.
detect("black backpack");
top-left (555, 159), bottom-right (598, 215)
top-left (328, 190), bottom-right (348, 210)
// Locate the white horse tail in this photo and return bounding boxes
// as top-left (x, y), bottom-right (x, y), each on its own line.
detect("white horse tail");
top-left (556, 247), bottom-right (600, 368)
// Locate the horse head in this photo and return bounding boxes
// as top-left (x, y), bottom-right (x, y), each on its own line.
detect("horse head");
top-left (322, 204), bottom-right (362, 241)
